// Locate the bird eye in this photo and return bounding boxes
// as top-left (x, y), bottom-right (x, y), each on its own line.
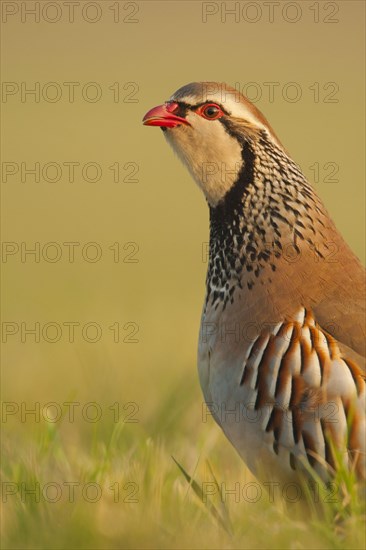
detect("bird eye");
top-left (198, 103), bottom-right (224, 120)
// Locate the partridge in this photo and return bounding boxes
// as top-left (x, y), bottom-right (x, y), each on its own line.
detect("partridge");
top-left (143, 82), bottom-right (365, 487)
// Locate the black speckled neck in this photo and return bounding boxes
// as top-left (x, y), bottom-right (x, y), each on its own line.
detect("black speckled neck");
top-left (205, 130), bottom-right (322, 312)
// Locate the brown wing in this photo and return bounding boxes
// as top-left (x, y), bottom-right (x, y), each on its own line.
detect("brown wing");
top-left (312, 240), bottom-right (366, 362)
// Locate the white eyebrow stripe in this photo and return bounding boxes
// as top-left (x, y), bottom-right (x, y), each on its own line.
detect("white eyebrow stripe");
top-left (170, 92), bottom-right (273, 139)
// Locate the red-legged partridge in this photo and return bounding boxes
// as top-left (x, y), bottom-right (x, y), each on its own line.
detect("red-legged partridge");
top-left (143, 82), bottom-right (365, 486)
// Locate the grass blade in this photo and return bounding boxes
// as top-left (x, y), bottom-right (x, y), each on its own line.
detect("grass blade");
top-left (171, 456), bottom-right (232, 536)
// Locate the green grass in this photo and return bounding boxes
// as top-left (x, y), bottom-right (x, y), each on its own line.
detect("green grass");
top-left (1, 376), bottom-right (365, 550)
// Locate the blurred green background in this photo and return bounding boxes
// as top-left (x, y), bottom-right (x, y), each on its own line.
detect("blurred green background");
top-left (1, 1), bottom-right (365, 548)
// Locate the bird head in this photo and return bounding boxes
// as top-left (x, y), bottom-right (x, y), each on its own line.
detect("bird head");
top-left (143, 82), bottom-right (283, 207)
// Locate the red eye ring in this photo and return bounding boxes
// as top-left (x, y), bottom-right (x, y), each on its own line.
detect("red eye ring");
top-left (196, 103), bottom-right (224, 120)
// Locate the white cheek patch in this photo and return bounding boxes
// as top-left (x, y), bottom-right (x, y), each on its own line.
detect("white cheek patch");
top-left (164, 113), bottom-right (243, 206)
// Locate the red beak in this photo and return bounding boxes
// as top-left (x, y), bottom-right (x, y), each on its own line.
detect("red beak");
top-left (142, 102), bottom-right (190, 128)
